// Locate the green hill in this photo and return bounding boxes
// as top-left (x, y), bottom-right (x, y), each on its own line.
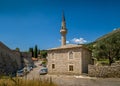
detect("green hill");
top-left (86, 28), bottom-right (120, 65)
top-left (86, 28), bottom-right (120, 49)
top-left (96, 28), bottom-right (120, 42)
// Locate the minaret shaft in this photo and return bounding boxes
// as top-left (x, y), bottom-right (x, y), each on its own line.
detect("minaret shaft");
top-left (60, 12), bottom-right (67, 46)
top-left (61, 34), bottom-right (66, 46)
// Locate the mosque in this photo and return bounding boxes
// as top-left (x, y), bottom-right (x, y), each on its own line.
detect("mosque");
top-left (47, 12), bottom-right (92, 75)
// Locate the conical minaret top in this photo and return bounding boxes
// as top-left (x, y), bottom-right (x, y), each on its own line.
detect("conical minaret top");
top-left (60, 12), bottom-right (67, 46)
top-left (61, 11), bottom-right (66, 29)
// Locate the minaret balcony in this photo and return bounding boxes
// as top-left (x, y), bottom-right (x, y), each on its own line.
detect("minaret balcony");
top-left (60, 29), bottom-right (67, 34)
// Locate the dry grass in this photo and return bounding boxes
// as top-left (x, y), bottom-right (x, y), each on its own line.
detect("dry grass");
top-left (0, 77), bottom-right (57, 86)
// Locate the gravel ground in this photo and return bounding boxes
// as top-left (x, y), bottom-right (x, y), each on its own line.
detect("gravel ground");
top-left (23, 61), bottom-right (120, 86)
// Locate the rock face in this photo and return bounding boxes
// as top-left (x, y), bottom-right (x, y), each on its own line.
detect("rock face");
top-left (0, 42), bottom-right (33, 76)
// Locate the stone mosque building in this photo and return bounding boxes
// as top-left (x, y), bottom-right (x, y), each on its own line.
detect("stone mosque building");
top-left (47, 13), bottom-right (92, 75)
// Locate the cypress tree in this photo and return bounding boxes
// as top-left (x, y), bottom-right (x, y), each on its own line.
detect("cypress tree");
top-left (29, 48), bottom-right (34, 57)
top-left (34, 45), bottom-right (38, 58)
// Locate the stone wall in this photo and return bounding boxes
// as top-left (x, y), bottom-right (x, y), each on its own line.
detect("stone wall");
top-left (88, 61), bottom-right (120, 78)
top-left (0, 42), bottom-right (18, 75)
top-left (48, 48), bottom-right (82, 75)
top-left (0, 41), bottom-right (34, 76)
top-left (48, 46), bottom-right (92, 75)
top-left (21, 52), bottom-right (34, 67)
top-left (12, 50), bottom-right (23, 69)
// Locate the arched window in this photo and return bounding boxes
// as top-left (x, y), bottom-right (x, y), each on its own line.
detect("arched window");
top-left (69, 51), bottom-right (73, 59)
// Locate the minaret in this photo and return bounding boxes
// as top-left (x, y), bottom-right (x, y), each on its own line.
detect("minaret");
top-left (60, 12), bottom-right (67, 46)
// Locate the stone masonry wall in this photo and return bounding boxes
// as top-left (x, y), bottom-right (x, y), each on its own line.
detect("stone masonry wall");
top-left (0, 42), bottom-right (18, 75)
top-left (48, 47), bottom-right (91, 75)
top-left (21, 52), bottom-right (33, 67)
top-left (48, 48), bottom-right (82, 75)
top-left (88, 61), bottom-right (120, 78)
top-left (0, 42), bottom-right (34, 76)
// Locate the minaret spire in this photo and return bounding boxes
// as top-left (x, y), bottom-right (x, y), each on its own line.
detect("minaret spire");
top-left (62, 11), bottom-right (65, 22)
top-left (61, 11), bottom-right (66, 29)
top-left (60, 11), bottom-right (67, 46)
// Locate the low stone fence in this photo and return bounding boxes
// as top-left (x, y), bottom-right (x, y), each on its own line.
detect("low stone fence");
top-left (88, 61), bottom-right (120, 78)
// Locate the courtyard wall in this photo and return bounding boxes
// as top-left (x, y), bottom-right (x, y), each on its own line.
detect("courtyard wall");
top-left (88, 61), bottom-right (120, 78)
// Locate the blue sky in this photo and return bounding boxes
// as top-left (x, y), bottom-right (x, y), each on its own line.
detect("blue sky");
top-left (0, 0), bottom-right (120, 51)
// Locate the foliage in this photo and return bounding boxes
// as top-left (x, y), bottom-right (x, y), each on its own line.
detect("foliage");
top-left (0, 77), bottom-right (57, 86)
top-left (29, 48), bottom-right (34, 57)
top-left (86, 29), bottom-right (120, 65)
top-left (34, 45), bottom-right (38, 58)
top-left (15, 48), bottom-right (20, 52)
top-left (94, 29), bottom-right (120, 65)
top-left (85, 42), bottom-right (95, 51)
top-left (42, 61), bottom-right (46, 64)
top-left (97, 59), bottom-right (109, 66)
top-left (40, 50), bottom-right (47, 58)
top-left (38, 49), bottom-right (40, 54)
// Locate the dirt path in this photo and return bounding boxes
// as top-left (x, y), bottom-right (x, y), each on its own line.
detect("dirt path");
top-left (23, 61), bottom-right (41, 80)
top-left (23, 61), bottom-right (120, 86)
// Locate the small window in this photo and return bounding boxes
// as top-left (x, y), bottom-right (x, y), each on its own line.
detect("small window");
top-left (69, 51), bottom-right (73, 59)
top-left (52, 64), bottom-right (55, 69)
top-left (69, 65), bottom-right (73, 71)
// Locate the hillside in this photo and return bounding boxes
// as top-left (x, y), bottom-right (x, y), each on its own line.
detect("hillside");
top-left (96, 28), bottom-right (120, 41)
top-left (86, 28), bottom-right (120, 65)
top-left (86, 28), bottom-right (120, 49)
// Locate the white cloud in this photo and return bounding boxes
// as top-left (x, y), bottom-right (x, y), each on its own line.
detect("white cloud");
top-left (71, 38), bottom-right (87, 44)
top-left (66, 40), bottom-right (69, 44)
top-left (59, 39), bottom-right (69, 44)
top-left (59, 39), bottom-right (61, 42)
top-left (113, 28), bottom-right (117, 31)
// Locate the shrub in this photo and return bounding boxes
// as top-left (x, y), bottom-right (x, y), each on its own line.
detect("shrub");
top-left (0, 77), bottom-right (57, 86)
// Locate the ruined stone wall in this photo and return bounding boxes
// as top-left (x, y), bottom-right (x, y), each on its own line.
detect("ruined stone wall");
top-left (88, 61), bottom-right (120, 78)
top-left (11, 50), bottom-right (23, 69)
top-left (0, 42), bottom-right (19, 75)
top-left (21, 52), bottom-right (33, 66)
top-left (0, 42), bottom-right (34, 75)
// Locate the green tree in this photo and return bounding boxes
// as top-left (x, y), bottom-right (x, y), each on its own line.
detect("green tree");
top-left (29, 48), bottom-right (34, 57)
top-left (34, 45), bottom-right (38, 58)
top-left (38, 49), bottom-right (40, 55)
top-left (15, 47), bottom-right (20, 52)
top-left (94, 33), bottom-right (120, 65)
top-left (40, 50), bottom-right (47, 58)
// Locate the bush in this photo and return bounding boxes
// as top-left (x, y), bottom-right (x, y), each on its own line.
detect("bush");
top-left (42, 61), bottom-right (46, 64)
top-left (0, 77), bottom-right (57, 86)
top-left (97, 59), bottom-right (109, 66)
